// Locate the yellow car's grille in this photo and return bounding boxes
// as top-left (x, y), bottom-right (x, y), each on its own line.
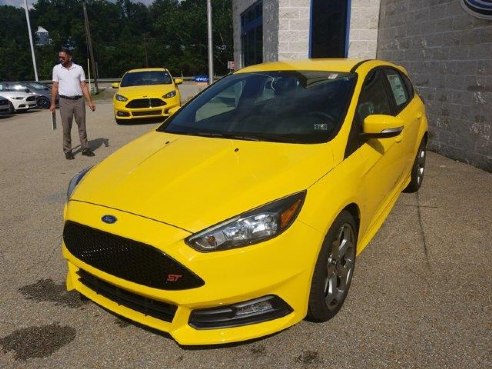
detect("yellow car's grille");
top-left (63, 221), bottom-right (204, 290)
top-left (126, 98), bottom-right (166, 109)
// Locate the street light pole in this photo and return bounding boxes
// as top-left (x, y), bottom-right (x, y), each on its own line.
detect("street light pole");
top-left (24, 0), bottom-right (39, 81)
top-left (207, 0), bottom-right (214, 85)
top-left (83, 1), bottom-right (99, 94)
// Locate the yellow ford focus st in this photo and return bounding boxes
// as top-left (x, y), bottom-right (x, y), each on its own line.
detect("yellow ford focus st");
top-left (63, 59), bottom-right (428, 345)
top-left (112, 67), bottom-right (182, 124)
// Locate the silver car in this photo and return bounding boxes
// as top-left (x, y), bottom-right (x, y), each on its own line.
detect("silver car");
top-left (0, 88), bottom-right (37, 113)
top-left (1, 82), bottom-right (52, 109)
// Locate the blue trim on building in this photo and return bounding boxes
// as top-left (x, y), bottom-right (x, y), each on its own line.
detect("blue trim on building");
top-left (345, 0), bottom-right (351, 57)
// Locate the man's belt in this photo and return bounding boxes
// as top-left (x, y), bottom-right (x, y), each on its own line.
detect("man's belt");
top-left (59, 95), bottom-right (82, 100)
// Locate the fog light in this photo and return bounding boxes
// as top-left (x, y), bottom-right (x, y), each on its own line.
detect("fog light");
top-left (189, 295), bottom-right (292, 329)
top-left (116, 111), bottom-right (130, 117)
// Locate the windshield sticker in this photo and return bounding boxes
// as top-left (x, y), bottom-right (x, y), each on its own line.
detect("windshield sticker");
top-left (387, 74), bottom-right (407, 105)
top-left (314, 123), bottom-right (329, 130)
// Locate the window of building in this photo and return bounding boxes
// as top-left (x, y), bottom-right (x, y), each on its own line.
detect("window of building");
top-left (241, 1), bottom-right (263, 67)
top-left (310, 0), bottom-right (349, 58)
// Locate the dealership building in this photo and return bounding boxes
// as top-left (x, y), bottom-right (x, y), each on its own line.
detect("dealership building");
top-left (232, 0), bottom-right (492, 171)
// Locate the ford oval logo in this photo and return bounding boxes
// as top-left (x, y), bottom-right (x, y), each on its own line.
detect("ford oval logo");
top-left (102, 215), bottom-right (117, 224)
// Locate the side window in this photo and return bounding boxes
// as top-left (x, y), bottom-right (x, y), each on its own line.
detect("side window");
top-left (345, 69), bottom-right (393, 158)
top-left (401, 73), bottom-right (415, 100)
top-left (385, 69), bottom-right (410, 112)
top-left (357, 70), bottom-right (393, 120)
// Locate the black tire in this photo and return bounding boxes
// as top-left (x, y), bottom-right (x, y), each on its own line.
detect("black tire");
top-left (404, 138), bottom-right (427, 193)
top-left (307, 210), bottom-right (357, 322)
top-left (8, 102), bottom-right (15, 114)
top-left (37, 96), bottom-right (50, 109)
top-left (115, 118), bottom-right (124, 125)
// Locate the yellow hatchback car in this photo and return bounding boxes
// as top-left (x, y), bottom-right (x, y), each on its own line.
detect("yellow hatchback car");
top-left (63, 59), bottom-right (428, 345)
top-left (112, 67), bottom-right (182, 123)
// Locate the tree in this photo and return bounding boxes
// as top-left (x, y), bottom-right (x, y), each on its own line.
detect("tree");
top-left (0, 0), bottom-right (233, 80)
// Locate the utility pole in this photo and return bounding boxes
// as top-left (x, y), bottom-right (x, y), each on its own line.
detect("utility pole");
top-left (207, 0), bottom-right (214, 85)
top-left (24, 0), bottom-right (38, 81)
top-left (83, 1), bottom-right (98, 94)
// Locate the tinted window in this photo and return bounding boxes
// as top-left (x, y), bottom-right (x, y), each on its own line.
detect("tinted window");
top-left (159, 71), bottom-right (356, 144)
top-left (310, 0), bottom-right (348, 58)
top-left (401, 73), bottom-right (414, 99)
top-left (345, 69), bottom-right (393, 157)
top-left (120, 71), bottom-right (172, 87)
top-left (241, 1), bottom-right (263, 67)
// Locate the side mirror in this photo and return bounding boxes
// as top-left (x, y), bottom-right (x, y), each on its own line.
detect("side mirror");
top-left (168, 106), bottom-right (181, 116)
top-left (174, 78), bottom-right (183, 85)
top-left (111, 82), bottom-right (120, 89)
top-left (362, 114), bottom-right (404, 138)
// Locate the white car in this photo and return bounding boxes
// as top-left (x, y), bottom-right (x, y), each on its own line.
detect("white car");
top-left (0, 90), bottom-right (38, 113)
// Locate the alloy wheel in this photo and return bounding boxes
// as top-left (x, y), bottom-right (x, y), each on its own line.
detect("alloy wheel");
top-left (324, 223), bottom-right (356, 311)
top-left (416, 147), bottom-right (426, 185)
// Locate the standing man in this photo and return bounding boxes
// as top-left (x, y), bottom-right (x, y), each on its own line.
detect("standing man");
top-left (50, 47), bottom-right (96, 160)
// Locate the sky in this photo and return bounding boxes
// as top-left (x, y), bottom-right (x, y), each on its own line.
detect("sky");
top-left (0, 0), bottom-right (155, 7)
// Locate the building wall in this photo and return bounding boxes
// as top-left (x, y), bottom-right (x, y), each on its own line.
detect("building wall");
top-left (277, 0), bottom-right (310, 60)
top-left (378, 0), bottom-right (492, 170)
top-left (233, 0), bottom-right (382, 68)
top-left (348, 0), bottom-right (381, 58)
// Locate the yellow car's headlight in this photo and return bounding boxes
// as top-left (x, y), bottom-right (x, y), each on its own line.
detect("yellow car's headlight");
top-left (115, 94), bottom-right (128, 102)
top-left (163, 90), bottom-right (176, 99)
top-left (186, 191), bottom-right (306, 252)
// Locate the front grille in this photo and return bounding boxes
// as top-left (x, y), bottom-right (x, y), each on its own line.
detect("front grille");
top-left (63, 221), bottom-right (204, 290)
top-left (78, 269), bottom-right (177, 322)
top-left (132, 110), bottom-right (163, 116)
top-left (26, 96), bottom-right (36, 101)
top-left (126, 98), bottom-right (166, 109)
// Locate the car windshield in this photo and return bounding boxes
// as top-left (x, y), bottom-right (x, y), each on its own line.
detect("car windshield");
top-left (120, 71), bottom-right (172, 87)
top-left (26, 82), bottom-right (49, 90)
top-left (158, 71), bottom-right (356, 144)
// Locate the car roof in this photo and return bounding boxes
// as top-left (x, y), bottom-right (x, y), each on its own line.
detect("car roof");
top-left (236, 58), bottom-right (395, 74)
top-left (125, 68), bottom-right (169, 73)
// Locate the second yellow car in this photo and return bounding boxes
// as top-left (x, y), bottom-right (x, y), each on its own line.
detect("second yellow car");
top-left (112, 67), bottom-right (182, 124)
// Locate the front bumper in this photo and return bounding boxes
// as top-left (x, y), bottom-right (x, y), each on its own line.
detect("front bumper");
top-left (113, 95), bottom-right (180, 121)
top-left (63, 201), bottom-right (323, 345)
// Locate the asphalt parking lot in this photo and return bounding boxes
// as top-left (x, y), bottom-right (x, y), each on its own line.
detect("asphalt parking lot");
top-left (0, 87), bottom-right (491, 369)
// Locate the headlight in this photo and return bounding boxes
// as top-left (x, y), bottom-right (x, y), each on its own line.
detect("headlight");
top-left (115, 94), bottom-right (128, 102)
top-left (186, 191), bottom-right (306, 252)
top-left (67, 167), bottom-right (92, 200)
top-left (163, 90), bottom-right (176, 99)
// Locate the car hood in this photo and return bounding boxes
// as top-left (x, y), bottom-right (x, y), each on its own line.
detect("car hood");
top-left (117, 84), bottom-right (176, 99)
top-left (71, 131), bottom-right (334, 232)
top-left (0, 91), bottom-right (31, 99)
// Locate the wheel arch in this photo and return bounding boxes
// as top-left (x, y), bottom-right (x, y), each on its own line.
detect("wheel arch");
top-left (343, 203), bottom-right (360, 235)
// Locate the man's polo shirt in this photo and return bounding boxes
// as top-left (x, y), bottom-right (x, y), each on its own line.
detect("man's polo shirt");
top-left (52, 63), bottom-right (86, 97)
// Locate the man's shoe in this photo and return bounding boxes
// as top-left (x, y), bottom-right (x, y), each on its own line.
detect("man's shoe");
top-left (82, 148), bottom-right (95, 157)
top-left (65, 152), bottom-right (74, 160)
